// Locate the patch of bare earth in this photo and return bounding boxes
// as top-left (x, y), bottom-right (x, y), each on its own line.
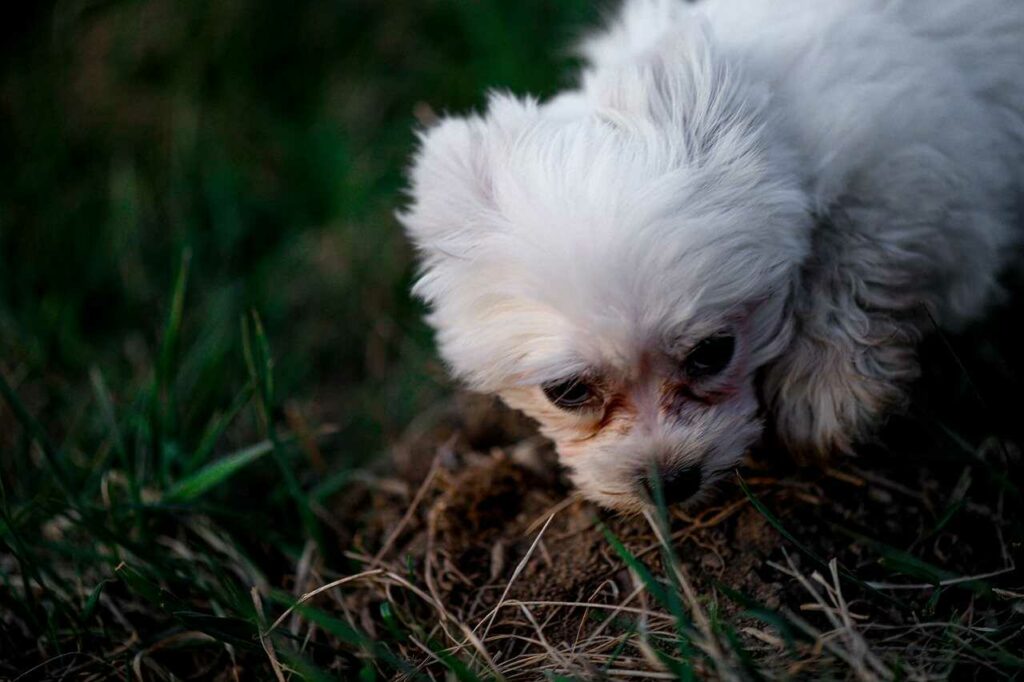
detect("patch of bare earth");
top-left (307, 391), bottom-right (1019, 675)
top-left (310, 394), bottom-right (1022, 680)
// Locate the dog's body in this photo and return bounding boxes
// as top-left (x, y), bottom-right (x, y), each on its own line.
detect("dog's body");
top-left (401, 0), bottom-right (1024, 512)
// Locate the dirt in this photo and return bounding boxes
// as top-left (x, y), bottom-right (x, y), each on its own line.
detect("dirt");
top-left (336, 386), bottom-right (1022, 678)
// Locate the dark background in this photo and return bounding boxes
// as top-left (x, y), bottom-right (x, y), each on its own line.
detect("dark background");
top-left (0, 0), bottom-right (601, 672)
top-left (1, 0), bottom-right (601, 467)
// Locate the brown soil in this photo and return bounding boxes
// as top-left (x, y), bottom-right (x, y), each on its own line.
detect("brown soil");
top-left (333, 391), bottom-right (1021, 679)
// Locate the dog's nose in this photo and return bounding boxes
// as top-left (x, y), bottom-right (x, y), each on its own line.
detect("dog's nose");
top-left (645, 466), bottom-right (703, 505)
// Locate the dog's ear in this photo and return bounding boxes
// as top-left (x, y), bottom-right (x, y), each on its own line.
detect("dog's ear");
top-left (763, 137), bottom-right (1010, 459)
top-left (762, 208), bottom-right (924, 460)
top-left (399, 93), bottom-right (538, 256)
top-left (399, 92), bottom-right (543, 330)
top-left (399, 115), bottom-right (492, 252)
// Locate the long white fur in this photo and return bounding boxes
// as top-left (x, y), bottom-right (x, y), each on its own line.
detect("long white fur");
top-left (400, 0), bottom-right (1024, 511)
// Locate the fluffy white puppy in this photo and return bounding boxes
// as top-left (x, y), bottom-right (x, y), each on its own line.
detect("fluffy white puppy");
top-left (400, 0), bottom-right (1024, 512)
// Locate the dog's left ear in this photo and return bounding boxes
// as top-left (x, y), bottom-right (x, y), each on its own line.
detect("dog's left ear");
top-left (762, 209), bottom-right (924, 460)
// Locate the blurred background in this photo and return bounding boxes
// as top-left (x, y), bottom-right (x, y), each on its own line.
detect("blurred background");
top-left (0, 0), bottom-right (599, 670)
top-left (1, 0), bottom-right (600, 469)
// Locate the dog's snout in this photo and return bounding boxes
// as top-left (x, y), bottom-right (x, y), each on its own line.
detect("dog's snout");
top-left (644, 466), bottom-right (702, 505)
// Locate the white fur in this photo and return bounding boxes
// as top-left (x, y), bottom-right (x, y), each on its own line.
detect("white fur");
top-left (400, 0), bottom-right (1024, 511)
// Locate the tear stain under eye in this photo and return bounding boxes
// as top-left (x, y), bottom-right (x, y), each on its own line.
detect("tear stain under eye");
top-left (564, 392), bottom-right (635, 447)
top-left (596, 392), bottom-right (634, 432)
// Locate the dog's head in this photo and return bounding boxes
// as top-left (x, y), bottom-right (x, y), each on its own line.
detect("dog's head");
top-left (401, 31), bottom-right (811, 511)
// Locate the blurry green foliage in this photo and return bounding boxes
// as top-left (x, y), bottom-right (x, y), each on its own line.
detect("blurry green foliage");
top-left (0, 0), bottom-right (599, 456)
top-left (0, 1), bottom-right (599, 671)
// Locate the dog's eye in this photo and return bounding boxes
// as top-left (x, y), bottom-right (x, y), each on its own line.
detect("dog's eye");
top-left (541, 377), bottom-right (596, 410)
top-left (684, 335), bottom-right (735, 378)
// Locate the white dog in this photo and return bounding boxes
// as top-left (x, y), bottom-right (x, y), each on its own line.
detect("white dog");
top-left (400, 0), bottom-right (1024, 512)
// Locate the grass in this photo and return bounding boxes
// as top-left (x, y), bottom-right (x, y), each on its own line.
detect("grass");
top-left (1, 0), bottom-right (1022, 679)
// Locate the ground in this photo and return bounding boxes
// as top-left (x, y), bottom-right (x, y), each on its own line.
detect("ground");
top-left (329, 379), bottom-right (1023, 680)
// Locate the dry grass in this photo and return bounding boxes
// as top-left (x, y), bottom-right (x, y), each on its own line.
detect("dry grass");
top-left (2, 364), bottom-right (1022, 680)
top-left (229, 395), bottom-right (1021, 681)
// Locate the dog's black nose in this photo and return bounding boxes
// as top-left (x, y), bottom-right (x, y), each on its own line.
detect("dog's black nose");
top-left (645, 466), bottom-right (703, 505)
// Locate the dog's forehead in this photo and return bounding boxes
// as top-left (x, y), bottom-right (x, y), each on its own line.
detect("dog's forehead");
top-left (482, 125), bottom-right (790, 315)
top-left (490, 117), bottom-right (698, 225)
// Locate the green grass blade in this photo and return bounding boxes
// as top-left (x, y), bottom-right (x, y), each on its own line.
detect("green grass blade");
top-left (175, 611), bottom-right (260, 649)
top-left (242, 310), bottom-right (275, 424)
top-left (150, 248), bottom-right (192, 487)
top-left (80, 578), bottom-right (114, 623)
top-left (277, 650), bottom-right (338, 682)
top-left (288, 602), bottom-right (424, 679)
top-left (738, 474), bottom-right (904, 607)
top-left (164, 440), bottom-right (274, 502)
top-left (157, 248), bottom-right (192, 392)
top-left (600, 524), bottom-right (696, 679)
top-left (644, 468), bottom-right (702, 673)
top-left (187, 382), bottom-right (256, 473)
top-left (310, 466), bottom-right (355, 502)
top-left (242, 311), bottom-right (323, 552)
top-left (90, 367), bottom-right (140, 506)
top-left (115, 562), bottom-right (188, 613)
top-left (832, 525), bottom-right (997, 597)
top-left (0, 494), bottom-right (44, 631)
top-left (738, 475), bottom-right (830, 569)
top-left (714, 581), bottom-right (804, 652)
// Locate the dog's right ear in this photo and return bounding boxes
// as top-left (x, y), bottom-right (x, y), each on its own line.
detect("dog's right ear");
top-left (399, 115), bottom-right (493, 253)
top-left (400, 92), bottom-right (539, 252)
top-left (399, 95), bottom-right (559, 391)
